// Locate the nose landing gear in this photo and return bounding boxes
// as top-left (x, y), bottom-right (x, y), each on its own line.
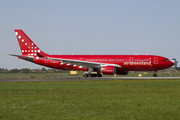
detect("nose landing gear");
top-left (153, 72), bottom-right (157, 77)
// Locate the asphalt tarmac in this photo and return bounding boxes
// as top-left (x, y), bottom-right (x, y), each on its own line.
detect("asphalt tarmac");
top-left (1, 76), bottom-right (180, 82)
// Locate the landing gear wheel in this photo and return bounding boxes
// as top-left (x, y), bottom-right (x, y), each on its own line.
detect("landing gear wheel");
top-left (97, 74), bottom-right (102, 77)
top-left (153, 73), bottom-right (157, 77)
top-left (83, 74), bottom-right (89, 77)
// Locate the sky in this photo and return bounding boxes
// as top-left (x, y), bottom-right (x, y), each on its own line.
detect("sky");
top-left (0, 0), bottom-right (180, 69)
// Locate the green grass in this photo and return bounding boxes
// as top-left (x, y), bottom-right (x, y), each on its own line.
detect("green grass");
top-left (0, 79), bottom-right (180, 120)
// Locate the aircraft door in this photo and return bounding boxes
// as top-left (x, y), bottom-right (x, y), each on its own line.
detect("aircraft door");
top-left (129, 57), bottom-right (133, 62)
top-left (79, 57), bottom-right (82, 61)
top-left (154, 57), bottom-right (158, 64)
top-left (45, 59), bottom-right (49, 63)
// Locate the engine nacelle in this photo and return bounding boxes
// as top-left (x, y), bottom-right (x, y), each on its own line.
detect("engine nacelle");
top-left (116, 70), bottom-right (128, 75)
top-left (116, 67), bottom-right (128, 75)
top-left (101, 66), bottom-right (116, 75)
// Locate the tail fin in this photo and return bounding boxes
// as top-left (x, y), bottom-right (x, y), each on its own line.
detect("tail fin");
top-left (14, 29), bottom-right (48, 57)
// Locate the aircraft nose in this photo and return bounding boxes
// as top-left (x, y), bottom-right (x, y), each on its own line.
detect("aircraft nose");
top-left (170, 61), bottom-right (174, 66)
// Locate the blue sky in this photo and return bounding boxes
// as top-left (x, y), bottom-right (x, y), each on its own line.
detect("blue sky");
top-left (0, 0), bottom-right (180, 69)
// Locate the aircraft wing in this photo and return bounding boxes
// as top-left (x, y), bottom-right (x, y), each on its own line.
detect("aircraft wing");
top-left (45, 57), bottom-right (121, 69)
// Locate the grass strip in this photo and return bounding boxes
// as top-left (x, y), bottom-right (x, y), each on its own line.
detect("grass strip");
top-left (0, 79), bottom-right (180, 120)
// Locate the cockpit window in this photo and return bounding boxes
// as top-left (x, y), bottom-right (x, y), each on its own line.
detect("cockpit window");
top-left (164, 59), bottom-right (170, 61)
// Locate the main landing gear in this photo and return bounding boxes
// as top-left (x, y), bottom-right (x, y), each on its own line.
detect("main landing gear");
top-left (83, 72), bottom-right (102, 77)
top-left (83, 67), bottom-right (102, 77)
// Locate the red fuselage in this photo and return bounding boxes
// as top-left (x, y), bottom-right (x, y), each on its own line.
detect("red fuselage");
top-left (31, 54), bottom-right (173, 72)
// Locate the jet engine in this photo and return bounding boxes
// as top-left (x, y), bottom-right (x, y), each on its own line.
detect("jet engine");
top-left (116, 67), bottom-right (128, 75)
top-left (101, 66), bottom-right (116, 75)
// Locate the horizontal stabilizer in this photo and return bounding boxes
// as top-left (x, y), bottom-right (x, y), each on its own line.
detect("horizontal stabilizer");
top-left (8, 54), bottom-right (34, 61)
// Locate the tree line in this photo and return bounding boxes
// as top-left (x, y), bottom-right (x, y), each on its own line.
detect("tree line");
top-left (0, 68), bottom-right (67, 74)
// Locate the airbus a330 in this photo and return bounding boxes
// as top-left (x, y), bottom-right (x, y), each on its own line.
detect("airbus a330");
top-left (9, 29), bottom-right (174, 77)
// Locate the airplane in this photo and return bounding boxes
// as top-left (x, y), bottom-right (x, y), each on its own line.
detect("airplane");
top-left (9, 29), bottom-right (174, 77)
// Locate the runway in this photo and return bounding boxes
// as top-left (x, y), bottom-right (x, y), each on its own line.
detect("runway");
top-left (0, 76), bottom-right (180, 82)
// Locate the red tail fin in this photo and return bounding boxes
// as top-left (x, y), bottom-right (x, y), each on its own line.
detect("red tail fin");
top-left (14, 29), bottom-right (48, 57)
